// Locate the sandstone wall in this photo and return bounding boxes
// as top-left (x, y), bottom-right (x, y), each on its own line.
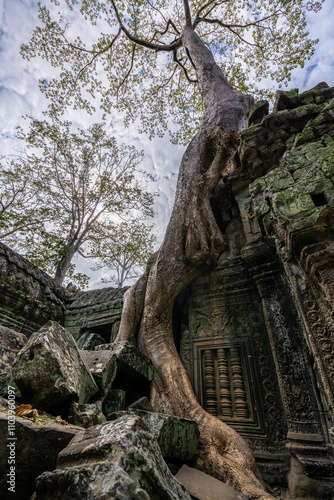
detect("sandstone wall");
top-left (178, 82), bottom-right (334, 489)
top-left (0, 243), bottom-right (66, 336)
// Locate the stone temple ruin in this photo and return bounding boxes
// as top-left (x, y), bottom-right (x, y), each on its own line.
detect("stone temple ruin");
top-left (0, 83), bottom-right (334, 499)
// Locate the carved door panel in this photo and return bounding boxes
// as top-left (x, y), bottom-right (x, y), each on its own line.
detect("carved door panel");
top-left (202, 346), bottom-right (249, 420)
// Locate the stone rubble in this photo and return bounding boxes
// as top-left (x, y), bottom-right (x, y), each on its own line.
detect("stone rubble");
top-left (32, 415), bottom-right (192, 500)
top-left (12, 321), bottom-right (98, 413)
top-left (0, 400), bottom-right (82, 500)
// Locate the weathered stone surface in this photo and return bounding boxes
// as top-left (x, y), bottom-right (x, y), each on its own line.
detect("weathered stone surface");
top-left (12, 321), bottom-right (98, 412)
top-left (238, 87), bottom-right (334, 182)
top-left (0, 402), bottom-right (82, 500)
top-left (0, 325), bottom-right (28, 352)
top-left (0, 325), bottom-right (27, 397)
top-left (273, 88), bottom-right (299, 112)
top-left (77, 331), bottom-right (105, 350)
top-left (127, 396), bottom-right (154, 412)
top-left (103, 388), bottom-right (126, 415)
top-left (32, 414), bottom-right (191, 499)
top-left (246, 100), bottom-right (269, 127)
top-left (107, 410), bottom-right (199, 461)
top-left (183, 83), bottom-right (334, 494)
top-left (80, 349), bottom-right (117, 398)
top-left (68, 401), bottom-right (106, 428)
top-left (176, 464), bottom-right (249, 500)
top-left (64, 287), bottom-right (127, 341)
top-left (0, 242), bottom-right (66, 337)
top-left (288, 456), bottom-right (334, 500)
top-left (95, 341), bottom-right (154, 382)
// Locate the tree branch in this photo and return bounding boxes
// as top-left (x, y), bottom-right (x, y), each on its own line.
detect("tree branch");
top-left (183, 0), bottom-right (192, 27)
top-left (193, 0), bottom-right (229, 29)
top-left (73, 29), bottom-right (121, 88)
top-left (185, 47), bottom-right (196, 72)
top-left (110, 0), bottom-right (181, 52)
top-left (150, 18), bottom-right (181, 43)
top-left (145, 0), bottom-right (180, 38)
top-left (196, 10), bottom-right (282, 31)
top-left (201, 19), bottom-right (262, 48)
top-left (116, 43), bottom-right (136, 98)
top-left (160, 19), bottom-right (181, 36)
top-left (173, 51), bottom-right (197, 83)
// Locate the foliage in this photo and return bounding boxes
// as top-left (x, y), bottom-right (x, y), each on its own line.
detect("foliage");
top-left (1, 117), bottom-right (156, 288)
top-left (21, 0), bottom-right (323, 143)
top-left (93, 220), bottom-right (156, 287)
top-left (0, 157), bottom-right (48, 242)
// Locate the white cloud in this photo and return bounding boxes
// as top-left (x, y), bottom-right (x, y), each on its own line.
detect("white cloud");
top-left (289, 0), bottom-right (334, 91)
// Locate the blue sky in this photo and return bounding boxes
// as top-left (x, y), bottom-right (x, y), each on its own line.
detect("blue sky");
top-left (1, 0), bottom-right (334, 288)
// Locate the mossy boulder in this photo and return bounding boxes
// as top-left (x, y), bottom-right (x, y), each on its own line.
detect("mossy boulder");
top-left (80, 349), bottom-right (117, 399)
top-left (0, 325), bottom-right (27, 398)
top-left (12, 321), bottom-right (98, 412)
top-left (32, 415), bottom-right (191, 499)
top-left (107, 410), bottom-right (199, 461)
top-left (95, 341), bottom-right (154, 383)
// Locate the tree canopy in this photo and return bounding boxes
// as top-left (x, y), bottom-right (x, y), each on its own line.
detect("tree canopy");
top-left (93, 219), bottom-right (156, 287)
top-left (22, 0), bottom-right (323, 143)
top-left (0, 157), bottom-right (48, 241)
top-left (1, 118), bottom-right (155, 288)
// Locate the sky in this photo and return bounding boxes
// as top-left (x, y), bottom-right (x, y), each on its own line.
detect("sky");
top-left (1, 0), bottom-right (334, 289)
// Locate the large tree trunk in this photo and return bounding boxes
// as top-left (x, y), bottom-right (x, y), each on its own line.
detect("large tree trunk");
top-left (117, 27), bottom-right (273, 499)
top-left (54, 245), bottom-right (77, 285)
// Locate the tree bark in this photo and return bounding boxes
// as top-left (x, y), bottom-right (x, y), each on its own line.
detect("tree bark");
top-left (54, 245), bottom-right (77, 285)
top-left (117, 27), bottom-right (273, 499)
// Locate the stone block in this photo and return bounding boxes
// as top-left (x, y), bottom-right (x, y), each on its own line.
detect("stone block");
top-left (32, 415), bottom-right (191, 499)
top-left (107, 410), bottom-right (199, 461)
top-left (175, 464), bottom-right (249, 500)
top-left (68, 401), bottom-right (106, 428)
top-left (288, 456), bottom-right (334, 500)
top-left (0, 325), bottom-right (27, 398)
top-left (95, 341), bottom-right (154, 383)
top-left (12, 321), bottom-right (98, 412)
top-left (127, 396), bottom-right (154, 412)
top-left (273, 88), bottom-right (299, 112)
top-left (0, 402), bottom-right (81, 500)
top-left (103, 389), bottom-right (126, 415)
top-left (80, 349), bottom-right (117, 398)
top-left (76, 331), bottom-right (105, 350)
top-left (64, 287), bottom-right (126, 341)
top-left (246, 100), bottom-right (269, 127)
top-left (0, 325), bottom-right (28, 353)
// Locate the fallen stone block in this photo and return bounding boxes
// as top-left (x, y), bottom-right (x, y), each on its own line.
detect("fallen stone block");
top-left (77, 331), bottom-right (105, 350)
top-left (12, 321), bottom-right (98, 412)
top-left (246, 100), bottom-right (269, 127)
top-left (93, 342), bottom-right (154, 407)
top-left (0, 402), bottom-right (82, 500)
top-left (0, 325), bottom-right (27, 398)
top-left (0, 325), bottom-right (28, 353)
top-left (107, 410), bottom-right (199, 461)
top-left (127, 396), bottom-right (154, 412)
top-left (175, 464), bottom-right (249, 500)
top-left (103, 388), bottom-right (126, 415)
top-left (288, 456), bottom-right (334, 500)
top-left (32, 414), bottom-right (191, 499)
top-left (95, 341), bottom-right (154, 383)
top-left (80, 349), bottom-right (117, 398)
top-left (68, 401), bottom-right (106, 428)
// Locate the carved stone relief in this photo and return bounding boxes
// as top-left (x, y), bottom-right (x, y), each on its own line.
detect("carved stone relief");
top-left (263, 291), bottom-right (323, 436)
